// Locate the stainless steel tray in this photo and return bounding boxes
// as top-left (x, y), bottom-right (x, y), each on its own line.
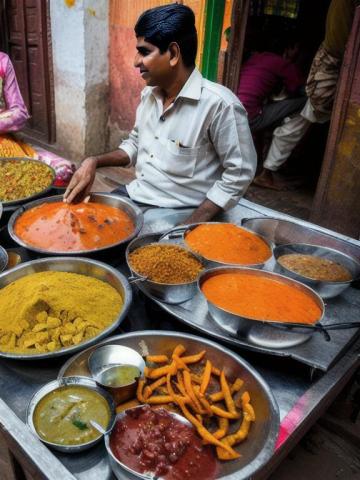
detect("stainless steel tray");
top-left (59, 330), bottom-right (280, 480)
top-left (131, 232), bottom-right (360, 371)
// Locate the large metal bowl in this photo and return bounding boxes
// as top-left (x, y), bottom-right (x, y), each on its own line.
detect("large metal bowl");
top-left (273, 243), bottom-right (360, 299)
top-left (26, 376), bottom-right (116, 453)
top-left (199, 266), bottom-right (325, 349)
top-left (0, 157), bottom-right (55, 207)
top-left (59, 330), bottom-right (280, 480)
top-left (126, 232), bottom-right (203, 304)
top-left (8, 192), bottom-right (144, 255)
top-left (0, 256), bottom-right (132, 359)
top-left (163, 222), bottom-right (273, 269)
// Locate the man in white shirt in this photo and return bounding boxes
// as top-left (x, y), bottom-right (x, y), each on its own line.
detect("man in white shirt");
top-left (64, 3), bottom-right (256, 224)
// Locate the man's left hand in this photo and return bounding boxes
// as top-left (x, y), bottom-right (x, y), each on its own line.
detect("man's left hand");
top-left (180, 199), bottom-right (222, 225)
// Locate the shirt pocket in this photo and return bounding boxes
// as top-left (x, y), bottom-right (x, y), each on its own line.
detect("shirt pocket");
top-left (150, 138), bottom-right (206, 178)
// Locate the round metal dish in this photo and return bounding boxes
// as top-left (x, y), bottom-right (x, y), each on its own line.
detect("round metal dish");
top-left (199, 267), bottom-right (325, 349)
top-left (126, 232), bottom-right (203, 304)
top-left (241, 216), bottom-right (360, 262)
top-left (26, 376), bottom-right (116, 453)
top-left (0, 245), bottom-right (8, 273)
top-left (0, 256), bottom-right (132, 360)
top-left (8, 192), bottom-right (144, 255)
top-left (105, 406), bottom-right (192, 480)
top-left (0, 158), bottom-right (55, 207)
top-left (163, 222), bottom-right (273, 269)
top-left (273, 243), bottom-right (360, 299)
top-left (59, 330), bottom-right (280, 480)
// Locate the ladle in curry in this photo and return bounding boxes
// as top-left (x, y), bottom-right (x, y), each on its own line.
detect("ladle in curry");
top-left (238, 321), bottom-right (360, 342)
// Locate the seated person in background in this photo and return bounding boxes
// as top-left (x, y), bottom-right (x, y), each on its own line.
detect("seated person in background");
top-left (0, 51), bottom-right (74, 187)
top-left (254, 0), bottom-right (360, 190)
top-left (64, 3), bottom-right (257, 225)
top-left (237, 35), bottom-right (306, 133)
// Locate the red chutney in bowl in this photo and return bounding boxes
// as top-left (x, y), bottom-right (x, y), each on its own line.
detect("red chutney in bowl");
top-left (110, 405), bottom-right (218, 480)
top-left (14, 201), bottom-right (135, 252)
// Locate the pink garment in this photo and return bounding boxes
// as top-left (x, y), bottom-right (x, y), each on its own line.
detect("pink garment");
top-left (237, 52), bottom-right (304, 120)
top-left (0, 52), bottom-right (30, 134)
top-left (36, 147), bottom-right (75, 187)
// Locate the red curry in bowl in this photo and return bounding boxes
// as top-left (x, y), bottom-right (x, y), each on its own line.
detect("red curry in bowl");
top-left (109, 405), bottom-right (218, 480)
top-left (14, 201), bottom-right (135, 252)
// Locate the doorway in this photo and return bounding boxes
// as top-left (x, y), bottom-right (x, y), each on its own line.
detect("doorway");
top-left (2, 0), bottom-right (55, 144)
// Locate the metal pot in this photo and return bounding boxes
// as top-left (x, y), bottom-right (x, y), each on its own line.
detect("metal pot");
top-left (0, 256), bottom-right (132, 360)
top-left (8, 192), bottom-right (144, 255)
top-left (126, 232), bottom-right (203, 304)
top-left (162, 222), bottom-right (273, 269)
top-left (273, 243), bottom-right (360, 298)
top-left (199, 266), bottom-right (360, 348)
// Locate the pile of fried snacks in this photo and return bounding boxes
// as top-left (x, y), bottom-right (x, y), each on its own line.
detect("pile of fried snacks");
top-left (132, 345), bottom-right (255, 460)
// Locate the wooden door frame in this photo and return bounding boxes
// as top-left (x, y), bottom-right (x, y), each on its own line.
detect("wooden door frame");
top-left (4, 0), bottom-right (56, 145)
top-left (310, 6), bottom-right (360, 237)
top-left (222, 0), bottom-right (250, 91)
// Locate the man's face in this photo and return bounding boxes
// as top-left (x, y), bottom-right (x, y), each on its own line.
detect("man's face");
top-left (134, 37), bottom-right (172, 87)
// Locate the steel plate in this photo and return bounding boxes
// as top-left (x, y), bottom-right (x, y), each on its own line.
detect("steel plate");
top-left (0, 158), bottom-right (55, 207)
top-left (59, 330), bottom-right (280, 480)
top-left (0, 257), bottom-right (132, 360)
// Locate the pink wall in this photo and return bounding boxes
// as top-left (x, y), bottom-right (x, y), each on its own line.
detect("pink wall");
top-left (109, 25), bottom-right (144, 132)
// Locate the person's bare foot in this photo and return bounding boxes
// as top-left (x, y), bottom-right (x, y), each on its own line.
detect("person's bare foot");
top-left (253, 169), bottom-right (285, 190)
top-left (253, 169), bottom-right (301, 191)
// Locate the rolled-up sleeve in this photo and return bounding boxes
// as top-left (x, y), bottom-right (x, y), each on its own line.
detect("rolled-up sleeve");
top-left (206, 102), bottom-right (257, 210)
top-left (0, 57), bottom-right (30, 134)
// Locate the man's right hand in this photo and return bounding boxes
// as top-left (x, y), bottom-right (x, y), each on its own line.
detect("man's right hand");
top-left (63, 157), bottom-right (97, 204)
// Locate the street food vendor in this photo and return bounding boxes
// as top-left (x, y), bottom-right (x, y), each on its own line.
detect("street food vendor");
top-left (64, 3), bottom-right (257, 224)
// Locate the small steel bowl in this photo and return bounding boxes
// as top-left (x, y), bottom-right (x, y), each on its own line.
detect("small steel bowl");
top-left (199, 266), bottom-right (325, 349)
top-left (8, 192), bottom-right (144, 256)
top-left (26, 376), bottom-right (116, 453)
top-left (126, 233), bottom-right (204, 304)
top-left (88, 345), bottom-right (145, 405)
top-left (273, 243), bottom-right (360, 299)
top-left (163, 222), bottom-right (273, 269)
top-left (104, 406), bottom-right (193, 480)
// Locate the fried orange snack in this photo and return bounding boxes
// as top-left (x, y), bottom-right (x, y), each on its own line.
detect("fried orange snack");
top-left (146, 354), bottom-right (168, 363)
top-left (200, 360), bottom-right (212, 395)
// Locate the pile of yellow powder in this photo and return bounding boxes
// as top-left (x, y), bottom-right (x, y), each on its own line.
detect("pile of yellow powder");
top-left (0, 271), bottom-right (123, 354)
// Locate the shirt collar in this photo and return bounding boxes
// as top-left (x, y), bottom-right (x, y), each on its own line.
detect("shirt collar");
top-left (151, 67), bottom-right (203, 102)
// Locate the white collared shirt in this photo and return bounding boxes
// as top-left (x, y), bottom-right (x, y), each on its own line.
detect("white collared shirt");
top-left (120, 68), bottom-right (256, 210)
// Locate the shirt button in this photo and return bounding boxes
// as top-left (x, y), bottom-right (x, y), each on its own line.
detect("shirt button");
top-left (150, 154), bottom-right (154, 158)
top-left (160, 115), bottom-right (165, 121)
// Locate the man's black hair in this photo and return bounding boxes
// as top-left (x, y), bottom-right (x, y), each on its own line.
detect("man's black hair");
top-left (135, 3), bottom-right (197, 67)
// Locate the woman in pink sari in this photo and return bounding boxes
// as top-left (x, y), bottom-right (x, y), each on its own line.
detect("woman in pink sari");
top-left (0, 52), bottom-right (74, 186)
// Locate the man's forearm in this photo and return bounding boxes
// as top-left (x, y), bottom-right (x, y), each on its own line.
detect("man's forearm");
top-left (181, 198), bottom-right (223, 225)
top-left (88, 149), bottom-right (131, 168)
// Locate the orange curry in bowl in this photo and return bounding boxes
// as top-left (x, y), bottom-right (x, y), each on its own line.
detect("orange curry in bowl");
top-left (201, 272), bottom-right (322, 325)
top-left (185, 223), bottom-right (271, 265)
top-left (14, 201), bottom-right (135, 252)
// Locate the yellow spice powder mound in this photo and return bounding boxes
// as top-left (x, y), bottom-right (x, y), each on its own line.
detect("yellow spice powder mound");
top-left (0, 271), bottom-right (123, 354)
